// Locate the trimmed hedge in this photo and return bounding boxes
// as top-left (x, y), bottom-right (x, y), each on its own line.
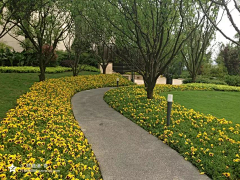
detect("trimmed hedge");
top-left (0, 65), bottom-right (100, 73)
top-left (183, 77), bottom-right (227, 85)
top-left (184, 83), bottom-right (240, 92)
top-left (0, 66), bottom-right (71, 73)
top-left (82, 65), bottom-right (100, 73)
top-left (0, 74), bottom-right (134, 179)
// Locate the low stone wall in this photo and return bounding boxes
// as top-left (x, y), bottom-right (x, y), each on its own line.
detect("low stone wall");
top-left (122, 74), bottom-right (183, 85)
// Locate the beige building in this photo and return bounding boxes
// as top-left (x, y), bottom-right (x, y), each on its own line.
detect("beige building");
top-left (0, 33), bottom-right (23, 52)
top-left (0, 30), bottom-right (66, 52)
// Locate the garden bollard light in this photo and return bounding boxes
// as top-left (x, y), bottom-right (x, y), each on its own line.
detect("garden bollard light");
top-left (167, 94), bottom-right (173, 126)
top-left (117, 78), bottom-right (119, 87)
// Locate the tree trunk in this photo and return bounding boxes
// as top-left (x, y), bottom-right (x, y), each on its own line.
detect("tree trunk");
top-left (146, 86), bottom-right (154, 99)
top-left (72, 66), bottom-right (78, 76)
top-left (102, 65), bottom-right (107, 74)
top-left (73, 71), bottom-right (78, 76)
top-left (191, 74), bottom-right (196, 83)
top-left (39, 56), bottom-right (46, 81)
top-left (144, 77), bottom-right (157, 99)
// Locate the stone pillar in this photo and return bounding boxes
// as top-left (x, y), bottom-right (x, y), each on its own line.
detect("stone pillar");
top-left (99, 63), bottom-right (113, 74)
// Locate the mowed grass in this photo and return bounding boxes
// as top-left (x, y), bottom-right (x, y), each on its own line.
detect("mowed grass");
top-left (160, 90), bottom-right (240, 124)
top-left (0, 71), bottom-right (99, 119)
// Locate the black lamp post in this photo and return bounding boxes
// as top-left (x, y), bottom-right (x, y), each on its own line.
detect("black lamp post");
top-left (166, 94), bottom-right (173, 126)
top-left (117, 78), bottom-right (119, 87)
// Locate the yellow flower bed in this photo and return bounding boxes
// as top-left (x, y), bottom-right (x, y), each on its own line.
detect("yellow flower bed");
top-left (0, 74), bottom-right (133, 180)
top-left (104, 84), bottom-right (240, 180)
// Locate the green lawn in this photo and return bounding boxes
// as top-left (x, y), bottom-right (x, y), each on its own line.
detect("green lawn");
top-left (0, 71), bottom-right (99, 119)
top-left (160, 90), bottom-right (240, 124)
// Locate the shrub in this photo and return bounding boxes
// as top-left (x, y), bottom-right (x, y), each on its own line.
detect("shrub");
top-left (183, 83), bottom-right (240, 92)
top-left (224, 75), bottom-right (240, 86)
top-left (200, 64), bottom-right (228, 79)
top-left (59, 52), bottom-right (98, 68)
top-left (0, 43), bottom-right (30, 67)
top-left (183, 77), bottom-right (227, 85)
top-left (177, 70), bottom-right (190, 79)
top-left (0, 66), bottom-right (72, 73)
top-left (0, 47), bottom-right (14, 66)
top-left (42, 44), bottom-right (58, 67)
top-left (60, 59), bottom-right (74, 67)
top-left (83, 65), bottom-right (100, 73)
top-left (21, 50), bottom-right (38, 66)
top-left (0, 74), bottom-right (134, 179)
top-left (56, 50), bottom-right (69, 61)
top-left (0, 42), bottom-right (13, 50)
top-left (0, 65), bottom-right (100, 73)
top-left (210, 65), bottom-right (228, 78)
top-left (104, 85), bottom-right (240, 179)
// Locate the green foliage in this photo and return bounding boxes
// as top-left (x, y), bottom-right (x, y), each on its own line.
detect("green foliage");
top-left (183, 77), bottom-right (227, 85)
top-left (0, 65), bottom-right (100, 73)
top-left (56, 50), bottom-right (69, 63)
top-left (199, 63), bottom-right (228, 79)
top-left (0, 47), bottom-right (27, 66)
top-left (0, 66), bottom-right (72, 73)
top-left (83, 65), bottom-right (100, 73)
top-left (165, 55), bottom-right (184, 79)
top-left (104, 85), bottom-right (240, 179)
top-left (210, 65), bottom-right (228, 78)
top-left (185, 83), bottom-right (240, 92)
top-left (7, 0), bottom-right (73, 81)
top-left (224, 75), bottom-right (240, 86)
top-left (218, 44), bottom-right (240, 76)
top-left (0, 74), bottom-right (133, 179)
top-left (179, 70), bottom-right (190, 79)
top-left (0, 42), bottom-right (13, 50)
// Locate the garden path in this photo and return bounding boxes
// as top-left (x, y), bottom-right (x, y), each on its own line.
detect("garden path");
top-left (71, 88), bottom-right (210, 180)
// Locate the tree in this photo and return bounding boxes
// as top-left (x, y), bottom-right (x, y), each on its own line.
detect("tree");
top-left (92, 41), bottom-right (115, 74)
top-left (63, 15), bottom-right (92, 76)
top-left (8, 0), bottom-right (73, 81)
top-left (0, 0), bottom-right (19, 39)
top-left (181, 14), bottom-right (217, 82)
top-left (73, 0), bottom-right (115, 75)
top-left (198, 0), bottom-right (240, 46)
top-left (218, 43), bottom-right (240, 75)
top-left (93, 0), bottom-right (208, 99)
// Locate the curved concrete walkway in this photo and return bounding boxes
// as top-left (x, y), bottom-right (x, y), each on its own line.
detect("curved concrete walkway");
top-left (71, 88), bottom-right (210, 180)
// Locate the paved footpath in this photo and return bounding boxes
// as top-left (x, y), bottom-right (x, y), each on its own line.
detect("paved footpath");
top-left (71, 88), bottom-right (210, 180)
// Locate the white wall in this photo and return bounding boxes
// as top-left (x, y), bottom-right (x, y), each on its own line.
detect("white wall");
top-left (0, 28), bottom-right (66, 52)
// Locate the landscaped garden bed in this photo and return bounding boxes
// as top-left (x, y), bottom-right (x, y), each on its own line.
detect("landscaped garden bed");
top-left (104, 84), bottom-right (240, 180)
top-left (0, 74), bottom-right (133, 179)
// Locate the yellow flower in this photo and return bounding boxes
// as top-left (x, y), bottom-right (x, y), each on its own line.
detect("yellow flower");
top-left (233, 158), bottom-right (240, 162)
top-left (0, 174), bottom-right (6, 179)
top-left (209, 152), bottom-right (214, 157)
top-left (222, 172), bottom-right (230, 177)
